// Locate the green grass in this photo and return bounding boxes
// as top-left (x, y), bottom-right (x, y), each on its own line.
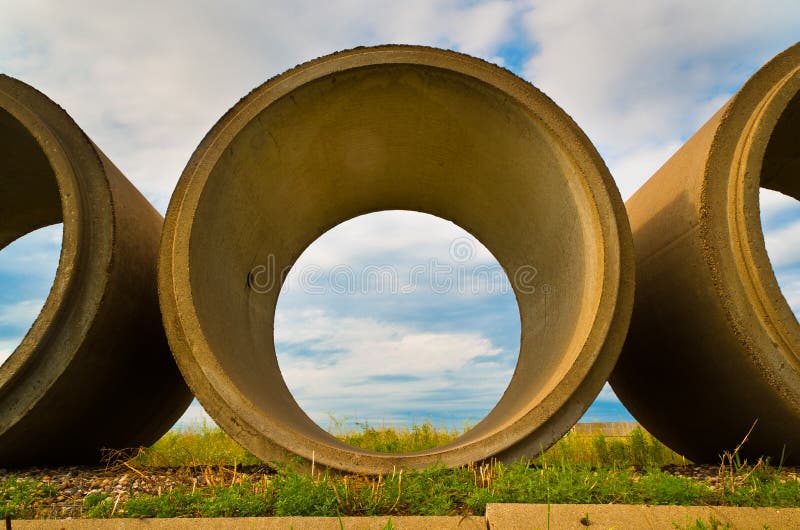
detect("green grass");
top-left (128, 420), bottom-right (464, 467)
top-left (128, 421), bottom-right (261, 467)
top-left (672, 516), bottom-right (732, 529)
top-left (129, 421), bottom-right (687, 468)
top-left (532, 425), bottom-right (687, 469)
top-left (2, 424), bottom-right (799, 519)
top-left (336, 421), bottom-right (463, 454)
top-left (95, 461), bottom-right (800, 518)
top-left (0, 477), bottom-right (59, 519)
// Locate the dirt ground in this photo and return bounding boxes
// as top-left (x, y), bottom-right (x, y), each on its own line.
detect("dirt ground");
top-left (1, 463), bottom-right (276, 518)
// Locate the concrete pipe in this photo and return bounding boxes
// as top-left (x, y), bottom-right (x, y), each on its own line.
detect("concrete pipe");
top-left (611, 43), bottom-right (800, 464)
top-left (159, 45), bottom-right (634, 474)
top-left (0, 76), bottom-right (192, 466)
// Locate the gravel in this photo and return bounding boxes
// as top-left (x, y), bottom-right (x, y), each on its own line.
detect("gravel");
top-left (0, 464), bottom-right (276, 518)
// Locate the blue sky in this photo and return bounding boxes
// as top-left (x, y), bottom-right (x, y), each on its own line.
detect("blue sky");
top-left (1, 1), bottom-right (800, 432)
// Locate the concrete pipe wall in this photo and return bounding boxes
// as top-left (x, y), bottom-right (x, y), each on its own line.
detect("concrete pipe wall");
top-left (159, 45), bottom-right (635, 474)
top-left (0, 76), bottom-right (192, 466)
top-left (611, 43), bottom-right (800, 464)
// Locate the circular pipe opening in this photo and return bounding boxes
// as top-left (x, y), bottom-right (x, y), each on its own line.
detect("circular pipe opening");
top-left (161, 46), bottom-right (633, 473)
top-left (273, 210), bottom-right (521, 448)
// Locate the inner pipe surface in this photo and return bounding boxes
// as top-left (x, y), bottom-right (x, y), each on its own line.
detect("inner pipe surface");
top-left (0, 108), bottom-right (62, 250)
top-left (161, 46), bottom-right (633, 473)
top-left (748, 77), bottom-right (800, 362)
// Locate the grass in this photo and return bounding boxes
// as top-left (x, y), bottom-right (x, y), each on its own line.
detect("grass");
top-left (128, 420), bottom-right (464, 467)
top-left (336, 421), bottom-right (464, 454)
top-left (673, 517), bottom-right (732, 530)
top-left (0, 477), bottom-right (58, 519)
top-left (129, 420), bottom-right (687, 469)
top-left (128, 421), bottom-right (261, 467)
top-left (1, 423), bottom-right (799, 519)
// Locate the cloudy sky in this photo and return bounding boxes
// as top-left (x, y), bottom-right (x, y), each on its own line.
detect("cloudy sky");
top-left (1, 1), bottom-right (799, 432)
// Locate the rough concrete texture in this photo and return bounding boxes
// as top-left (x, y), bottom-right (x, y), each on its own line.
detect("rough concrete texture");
top-left (485, 504), bottom-right (800, 529)
top-left (611, 42), bottom-right (800, 463)
top-left (9, 516), bottom-right (486, 529)
top-left (159, 45), bottom-right (635, 474)
top-left (0, 75), bottom-right (192, 465)
top-left (9, 506), bottom-right (800, 529)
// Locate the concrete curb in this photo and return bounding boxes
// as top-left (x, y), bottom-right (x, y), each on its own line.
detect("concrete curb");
top-left (486, 503), bottom-right (800, 529)
top-left (8, 504), bottom-right (800, 529)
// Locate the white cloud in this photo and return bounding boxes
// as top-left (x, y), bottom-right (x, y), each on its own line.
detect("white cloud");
top-left (275, 308), bottom-right (513, 427)
top-left (522, 0), bottom-right (800, 158)
top-left (775, 272), bottom-right (800, 315)
top-left (765, 218), bottom-right (800, 269)
top-left (295, 211), bottom-right (495, 267)
top-left (443, 1), bottom-right (520, 57)
top-left (609, 142), bottom-right (681, 200)
top-left (0, 226), bottom-right (62, 366)
top-left (0, 1), bottom-right (529, 211)
top-left (0, 339), bottom-right (20, 366)
top-left (0, 299), bottom-right (46, 329)
top-left (595, 383), bottom-right (621, 403)
top-left (283, 211), bottom-right (502, 297)
top-left (171, 301), bottom-right (518, 431)
top-left (761, 188), bottom-right (800, 227)
top-left (0, 299), bottom-right (47, 365)
top-left (0, 225), bottom-right (62, 278)
top-left (172, 400), bottom-right (215, 430)
top-left (754, 189), bottom-right (800, 315)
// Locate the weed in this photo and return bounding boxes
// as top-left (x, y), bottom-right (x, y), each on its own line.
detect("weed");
top-left (337, 421), bottom-right (462, 453)
top-left (673, 516), bottom-right (732, 529)
top-left (129, 420), bottom-right (260, 467)
top-left (0, 477), bottom-right (58, 519)
top-left (3, 423), bottom-right (799, 519)
top-left (83, 492), bottom-right (113, 518)
top-left (124, 489), bottom-right (202, 518)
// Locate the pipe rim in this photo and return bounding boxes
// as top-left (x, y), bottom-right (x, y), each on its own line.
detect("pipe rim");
top-left (736, 67), bottom-right (800, 366)
top-left (160, 45), bottom-right (634, 473)
top-left (703, 44), bottom-right (800, 411)
top-left (0, 76), bottom-right (113, 430)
